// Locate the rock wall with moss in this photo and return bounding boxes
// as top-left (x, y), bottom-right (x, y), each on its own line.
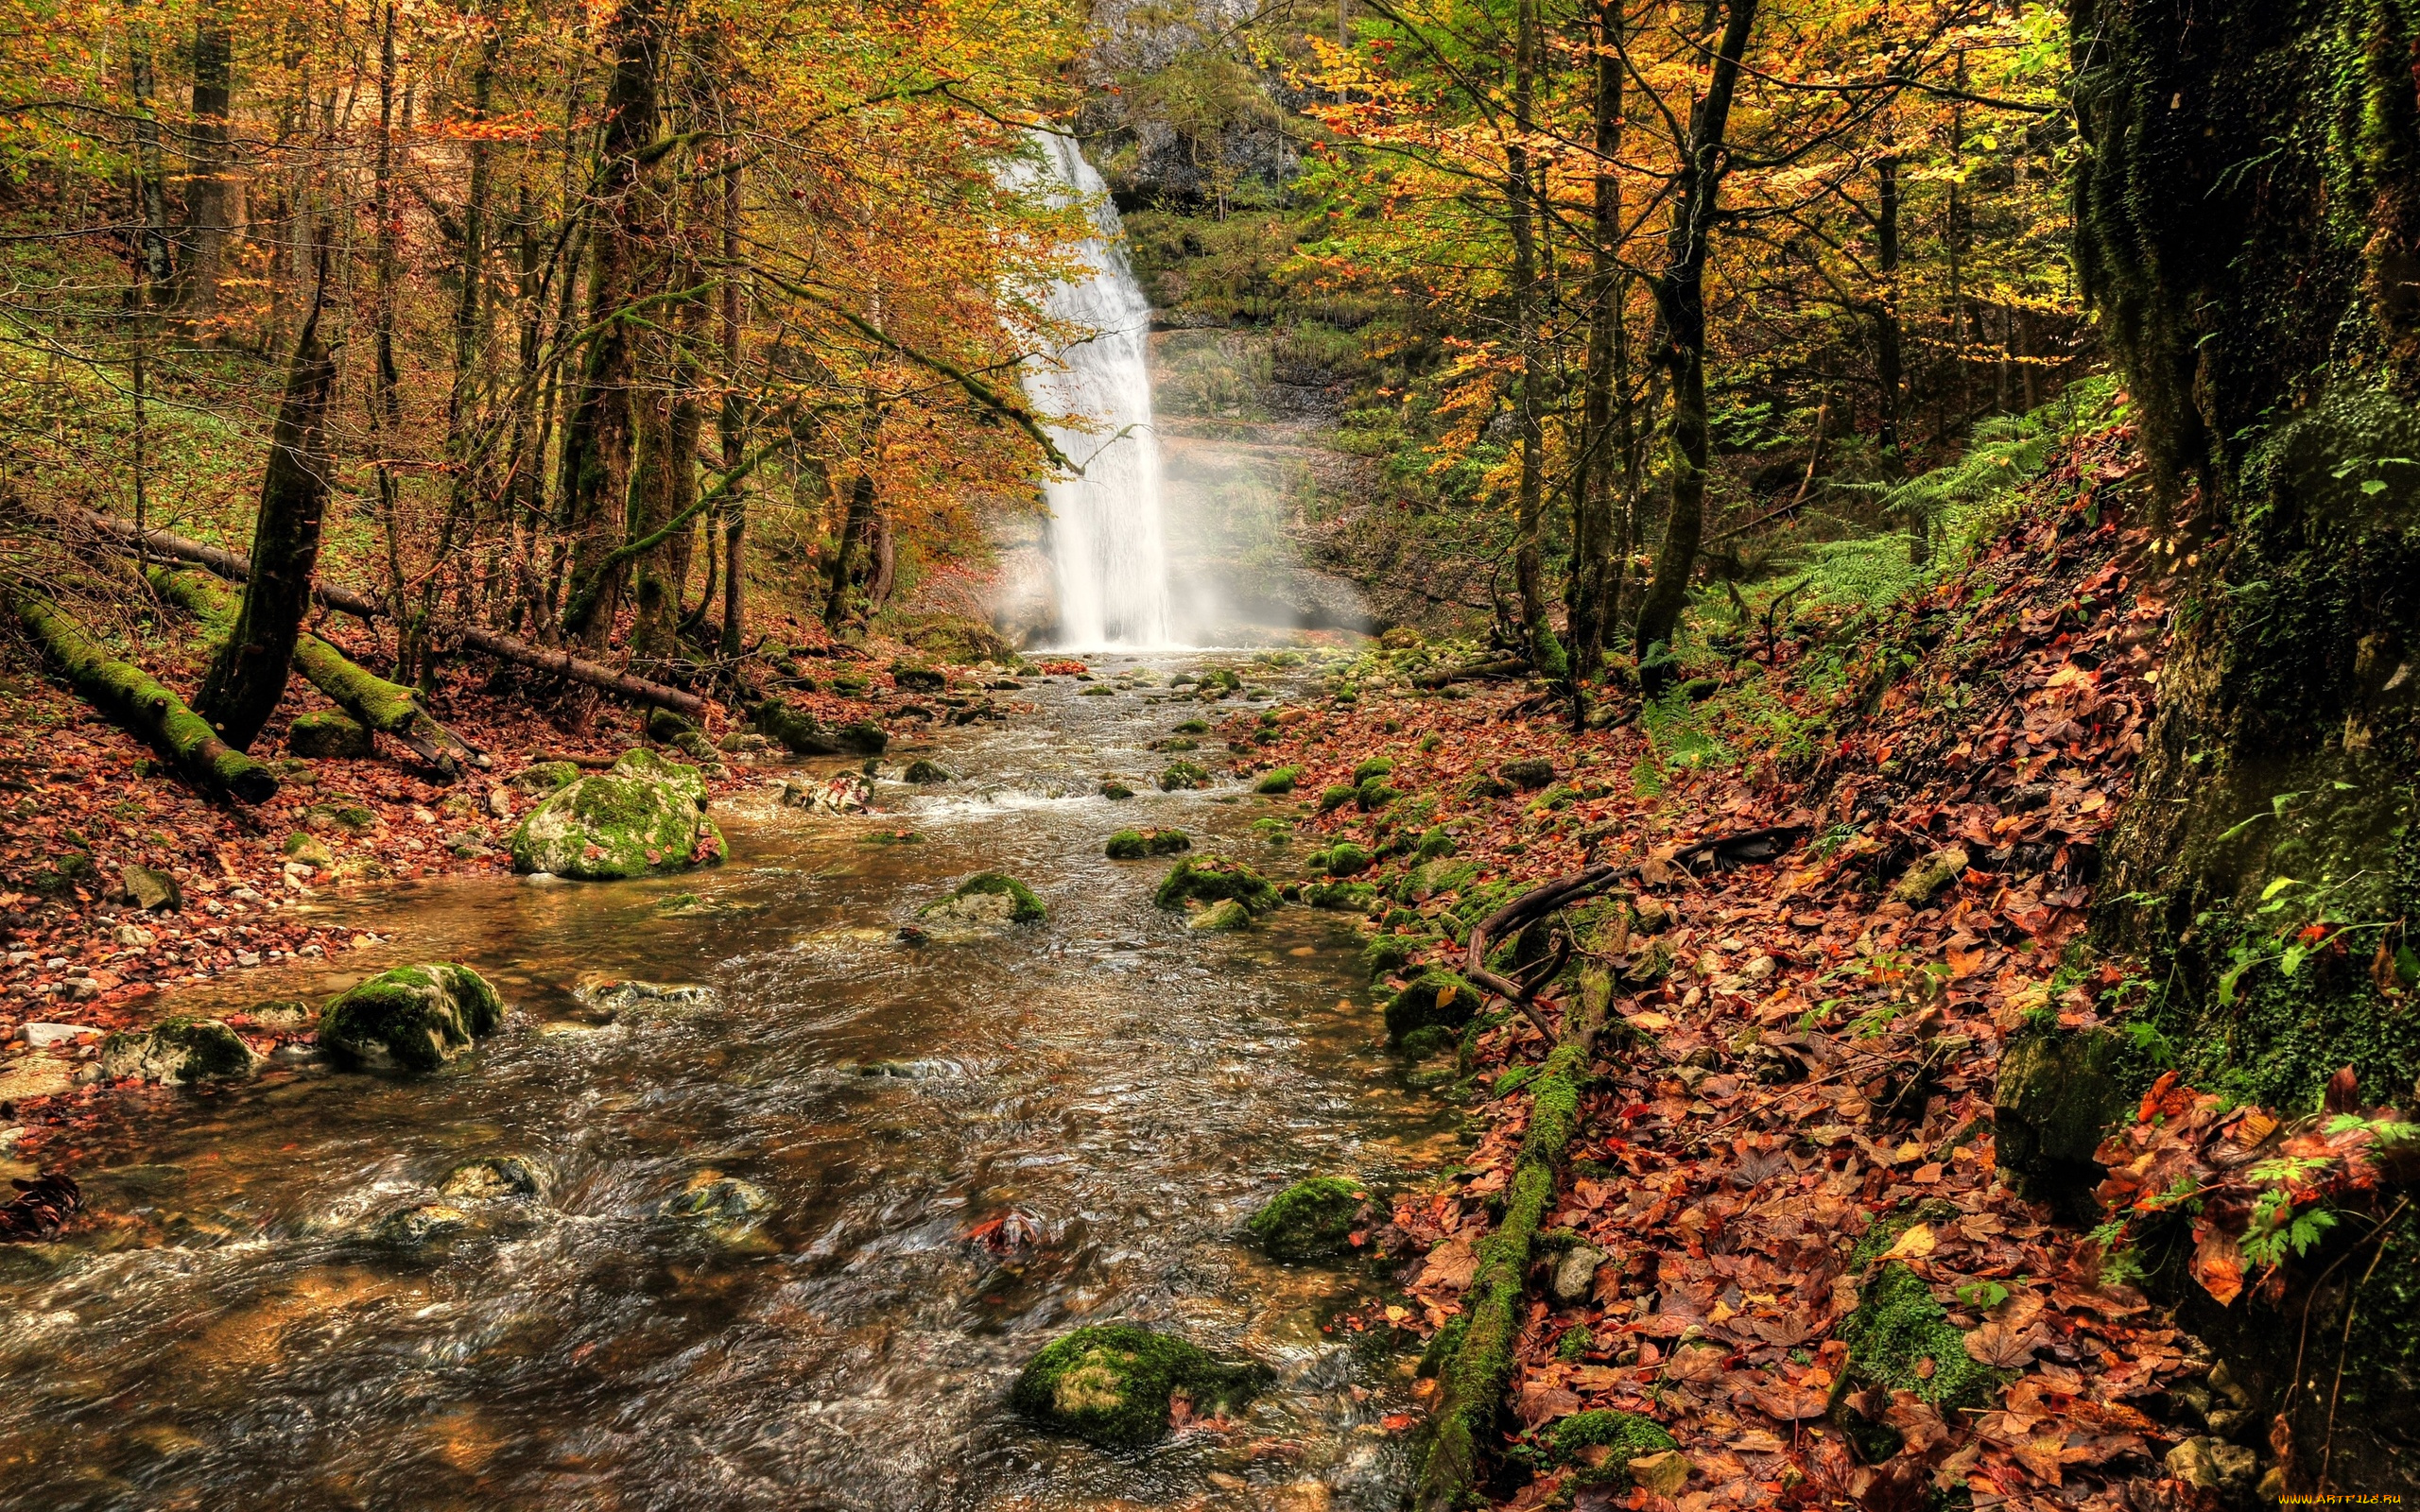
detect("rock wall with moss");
top-left (2074, 0), bottom-right (2420, 1108)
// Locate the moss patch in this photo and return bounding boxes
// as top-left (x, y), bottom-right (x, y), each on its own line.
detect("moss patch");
top-left (1011, 1324), bottom-right (1268, 1449)
top-left (1841, 1262), bottom-right (2008, 1412)
top-left (922, 871), bottom-right (1046, 925)
top-left (1253, 765), bottom-right (1300, 795)
top-left (1249, 1176), bottom-right (1377, 1261)
top-left (1384, 969), bottom-right (1481, 1043)
top-left (1548, 1409), bottom-right (1678, 1485)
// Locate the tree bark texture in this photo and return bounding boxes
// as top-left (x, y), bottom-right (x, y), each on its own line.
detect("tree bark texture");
top-left (194, 300), bottom-right (337, 748)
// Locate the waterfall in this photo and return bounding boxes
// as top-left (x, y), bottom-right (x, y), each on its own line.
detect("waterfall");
top-left (1016, 131), bottom-right (1176, 649)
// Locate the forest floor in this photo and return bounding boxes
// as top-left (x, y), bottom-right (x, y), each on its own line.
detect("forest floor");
top-left (1236, 419), bottom-right (2226, 1507)
top-left (0, 608), bottom-right (982, 1117)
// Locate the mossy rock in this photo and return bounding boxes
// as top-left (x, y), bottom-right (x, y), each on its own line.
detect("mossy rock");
top-left (1171, 717), bottom-right (1212, 734)
top-left (1011, 1324), bottom-right (1268, 1449)
top-left (1994, 1028), bottom-right (2135, 1215)
top-left (376, 1203), bottom-right (473, 1246)
top-left (1354, 777), bottom-right (1398, 811)
top-left (1188, 898), bottom-right (1253, 932)
top-left (1248, 1176), bottom-right (1381, 1261)
top-left (1462, 773), bottom-right (1514, 801)
top-left (902, 759), bottom-right (953, 784)
top-left (1099, 780), bottom-right (1135, 800)
top-left (320, 963), bottom-right (506, 1073)
top-left (890, 662), bottom-right (946, 693)
top-left (1159, 760), bottom-right (1210, 791)
top-left (661, 1170), bottom-right (772, 1225)
top-left (117, 863), bottom-right (182, 912)
top-left (836, 720), bottom-right (889, 755)
top-left (1413, 826), bottom-right (1457, 861)
top-left (1150, 736), bottom-right (1200, 752)
top-left (1841, 1262), bottom-right (2009, 1415)
top-left (288, 710), bottom-right (373, 760)
top-left (1350, 755), bottom-right (1395, 785)
top-left (893, 611), bottom-right (1014, 665)
top-left (1501, 757), bottom-right (1555, 790)
top-left (26, 851), bottom-right (95, 895)
top-left (1153, 857), bottom-right (1279, 915)
top-left (670, 730), bottom-right (720, 765)
top-left (921, 871), bottom-right (1046, 926)
top-left (1106, 827), bottom-right (1192, 860)
top-left (1253, 765), bottom-right (1300, 795)
top-left (509, 761), bottom-right (582, 796)
top-left (1384, 970), bottom-right (1482, 1043)
top-left (509, 747), bottom-right (724, 881)
top-left (1360, 933), bottom-right (1422, 981)
top-left (308, 801), bottom-right (380, 834)
top-left (1308, 841), bottom-right (1373, 877)
top-left (1080, 683), bottom-right (1118, 696)
top-left (1316, 783), bottom-right (1358, 813)
top-left (1404, 857), bottom-right (1479, 903)
top-left (1549, 1409), bottom-right (1679, 1485)
top-left (1196, 668), bottom-right (1243, 693)
top-left (645, 707), bottom-right (700, 742)
top-left (1305, 879), bottom-right (1377, 912)
top-left (1890, 846), bottom-right (1970, 905)
top-left (96, 1018), bottom-right (260, 1084)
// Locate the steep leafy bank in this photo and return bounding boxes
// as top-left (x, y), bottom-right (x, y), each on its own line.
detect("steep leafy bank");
top-left (1230, 402), bottom-right (2411, 1502)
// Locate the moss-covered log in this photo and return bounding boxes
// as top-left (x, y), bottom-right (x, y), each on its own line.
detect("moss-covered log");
top-left (1412, 1041), bottom-right (1587, 1511)
top-left (150, 568), bottom-right (459, 764)
top-left (6, 587), bottom-right (276, 802)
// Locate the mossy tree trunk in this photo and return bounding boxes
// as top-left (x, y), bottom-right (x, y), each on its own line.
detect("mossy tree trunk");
top-left (194, 296), bottom-right (337, 749)
top-left (1633, 0), bottom-right (1759, 689)
top-left (2074, 2), bottom-right (2420, 1491)
top-left (7, 589), bottom-right (276, 802)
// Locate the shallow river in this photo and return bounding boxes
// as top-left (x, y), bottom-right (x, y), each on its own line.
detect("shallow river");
top-left (0, 657), bottom-right (1459, 1512)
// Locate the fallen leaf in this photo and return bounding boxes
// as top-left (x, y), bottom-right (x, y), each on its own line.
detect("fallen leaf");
top-left (1745, 1382), bottom-right (1829, 1420)
top-left (1962, 1320), bottom-right (2043, 1369)
top-left (2192, 1227), bottom-right (2246, 1305)
top-left (1880, 1223), bottom-right (1937, 1261)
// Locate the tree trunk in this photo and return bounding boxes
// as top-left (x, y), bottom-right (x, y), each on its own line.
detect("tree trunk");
top-left (418, 28), bottom-right (499, 680)
top-left (2075, 2), bottom-right (2420, 1489)
top-left (128, 38), bottom-right (172, 298)
top-left (1633, 0), bottom-right (1759, 686)
top-left (369, 3), bottom-right (413, 678)
top-left (823, 468), bottom-right (875, 630)
top-left (179, 1), bottom-right (234, 316)
top-left (717, 148), bottom-right (747, 662)
top-left (1505, 0), bottom-right (1564, 695)
top-left (7, 589), bottom-right (276, 803)
top-left (1567, 0), bottom-right (1624, 685)
top-left (558, 0), bottom-right (666, 650)
top-left (1875, 147), bottom-right (1905, 472)
top-left (194, 293), bottom-right (337, 749)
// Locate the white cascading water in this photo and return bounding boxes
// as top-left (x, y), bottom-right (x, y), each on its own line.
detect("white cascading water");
top-left (1016, 131), bottom-right (1176, 649)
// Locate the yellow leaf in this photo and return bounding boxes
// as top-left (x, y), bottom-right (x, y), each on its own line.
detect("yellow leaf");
top-left (1882, 1223), bottom-right (1937, 1261)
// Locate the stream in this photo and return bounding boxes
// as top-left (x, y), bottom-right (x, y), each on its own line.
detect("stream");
top-left (0, 658), bottom-right (1457, 1512)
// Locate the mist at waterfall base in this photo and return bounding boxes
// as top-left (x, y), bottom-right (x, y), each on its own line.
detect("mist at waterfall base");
top-left (1011, 132), bottom-right (1179, 651)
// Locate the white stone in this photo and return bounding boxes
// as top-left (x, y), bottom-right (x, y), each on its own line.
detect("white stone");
top-left (18, 1022), bottom-right (98, 1048)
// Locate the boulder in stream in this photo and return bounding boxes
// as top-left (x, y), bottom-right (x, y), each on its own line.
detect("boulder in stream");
top-left (1383, 969), bottom-right (1481, 1044)
top-left (375, 1202), bottom-right (473, 1246)
top-left (321, 963), bottom-right (506, 1072)
top-left (1248, 1176), bottom-right (1383, 1261)
top-left (95, 1017), bottom-right (261, 1084)
top-left (1187, 899), bottom-right (1253, 932)
top-left (1152, 857), bottom-right (1278, 916)
top-left (662, 1171), bottom-right (772, 1233)
top-left (1011, 1323), bottom-right (1269, 1449)
top-left (920, 872), bottom-right (1046, 929)
top-left (509, 748), bottom-right (725, 881)
top-left (1105, 827), bottom-right (1190, 860)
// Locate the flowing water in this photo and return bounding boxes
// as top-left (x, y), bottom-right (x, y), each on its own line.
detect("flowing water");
top-left (0, 663), bottom-right (1457, 1512)
top-left (1017, 133), bottom-right (1177, 650)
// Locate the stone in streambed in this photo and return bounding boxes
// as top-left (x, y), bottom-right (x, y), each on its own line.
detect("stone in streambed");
top-left (1248, 1176), bottom-right (1383, 1261)
top-left (1152, 857), bottom-right (1278, 915)
top-left (320, 963), bottom-right (505, 1073)
top-left (1105, 827), bottom-right (1190, 860)
top-left (439, 1156), bottom-right (546, 1201)
top-left (661, 1171), bottom-right (772, 1236)
top-left (509, 747), bottom-right (725, 881)
top-left (1011, 1323), bottom-right (1269, 1449)
top-left (95, 1018), bottom-right (261, 1085)
top-left (375, 1202), bottom-right (473, 1246)
top-left (920, 872), bottom-right (1046, 928)
top-left (1383, 969), bottom-right (1480, 1044)
top-left (1187, 899), bottom-right (1253, 932)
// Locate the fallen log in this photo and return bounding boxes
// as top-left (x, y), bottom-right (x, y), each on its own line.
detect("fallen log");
top-left (148, 567), bottom-right (473, 772)
top-left (1410, 655), bottom-right (1528, 691)
top-left (5, 585), bottom-right (277, 803)
top-left (72, 507), bottom-right (707, 718)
